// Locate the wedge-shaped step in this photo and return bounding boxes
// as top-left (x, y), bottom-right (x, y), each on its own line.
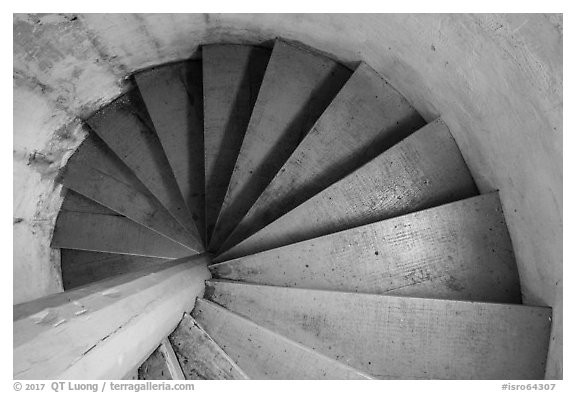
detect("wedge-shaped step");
top-left (205, 281), bottom-right (551, 379)
top-left (220, 62), bottom-right (427, 252)
top-left (52, 191), bottom-right (193, 259)
top-left (139, 339), bottom-right (185, 380)
top-left (58, 188), bottom-right (116, 215)
top-left (211, 193), bottom-right (521, 303)
top-left (135, 61), bottom-right (206, 242)
top-left (217, 119), bottom-right (476, 261)
top-left (192, 299), bottom-right (372, 380)
top-left (61, 250), bottom-right (169, 290)
top-left (210, 40), bottom-right (351, 250)
top-left (169, 313), bottom-right (249, 380)
top-left (86, 90), bottom-right (200, 240)
top-left (203, 45), bottom-right (270, 242)
top-left (58, 134), bottom-right (202, 252)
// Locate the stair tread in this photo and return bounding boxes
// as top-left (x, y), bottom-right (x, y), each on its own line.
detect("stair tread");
top-left (210, 39), bottom-right (352, 250)
top-left (61, 250), bottom-right (169, 290)
top-left (139, 338), bottom-right (185, 380)
top-left (138, 340), bottom-right (177, 380)
top-left (203, 45), bottom-right (270, 243)
top-left (47, 40), bottom-right (548, 381)
top-left (135, 61), bottom-right (206, 243)
top-left (53, 209), bottom-right (193, 259)
top-left (59, 134), bottom-right (203, 252)
top-left (220, 61), bottom-right (426, 252)
top-left (211, 193), bottom-right (521, 303)
top-left (86, 90), bottom-right (201, 240)
top-left (169, 313), bottom-right (249, 380)
top-left (192, 298), bottom-right (372, 380)
top-left (204, 280), bottom-right (551, 379)
top-left (217, 119), bottom-right (477, 261)
top-left (60, 189), bottom-right (121, 216)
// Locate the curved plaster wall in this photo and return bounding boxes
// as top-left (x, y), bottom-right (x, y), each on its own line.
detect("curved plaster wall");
top-left (13, 13), bottom-right (562, 378)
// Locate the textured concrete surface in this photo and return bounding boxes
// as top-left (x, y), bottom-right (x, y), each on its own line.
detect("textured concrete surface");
top-left (12, 13), bottom-right (562, 378)
top-left (211, 193), bottom-right (521, 304)
top-left (205, 280), bottom-right (551, 379)
top-left (220, 61), bottom-right (424, 252)
top-left (210, 40), bottom-right (351, 251)
top-left (168, 313), bottom-right (249, 380)
top-left (202, 45), bottom-right (270, 242)
top-left (216, 119), bottom-right (477, 261)
top-left (135, 62), bottom-right (206, 241)
top-left (192, 298), bottom-right (372, 379)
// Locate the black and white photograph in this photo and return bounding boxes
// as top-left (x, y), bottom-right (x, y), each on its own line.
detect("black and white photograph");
top-left (6, 5), bottom-right (566, 390)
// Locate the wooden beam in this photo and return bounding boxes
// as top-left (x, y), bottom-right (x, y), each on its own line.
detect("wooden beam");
top-left (14, 254), bottom-right (211, 380)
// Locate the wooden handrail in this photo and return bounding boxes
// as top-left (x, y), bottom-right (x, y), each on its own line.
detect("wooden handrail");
top-left (14, 254), bottom-right (211, 380)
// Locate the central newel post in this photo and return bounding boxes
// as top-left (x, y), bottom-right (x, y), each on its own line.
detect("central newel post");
top-left (14, 254), bottom-right (211, 379)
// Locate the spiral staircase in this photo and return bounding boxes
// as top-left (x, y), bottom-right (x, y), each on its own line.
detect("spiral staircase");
top-left (41, 39), bottom-right (551, 379)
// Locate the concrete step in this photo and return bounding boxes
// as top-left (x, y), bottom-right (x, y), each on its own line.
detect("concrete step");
top-left (209, 39), bottom-right (352, 251)
top-left (52, 191), bottom-right (194, 259)
top-left (58, 134), bottom-right (203, 252)
top-left (211, 193), bottom-right (521, 303)
top-left (86, 89), bottom-right (201, 241)
top-left (219, 62), bottom-right (426, 252)
top-left (135, 61), bottom-right (206, 243)
top-left (204, 280), bottom-right (551, 379)
top-left (60, 250), bottom-right (169, 290)
top-left (203, 45), bottom-right (271, 243)
top-left (168, 313), bottom-right (249, 380)
top-left (192, 298), bottom-right (372, 380)
top-left (139, 339), bottom-right (186, 380)
top-left (217, 119), bottom-right (476, 261)
top-left (58, 188), bottom-right (120, 216)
